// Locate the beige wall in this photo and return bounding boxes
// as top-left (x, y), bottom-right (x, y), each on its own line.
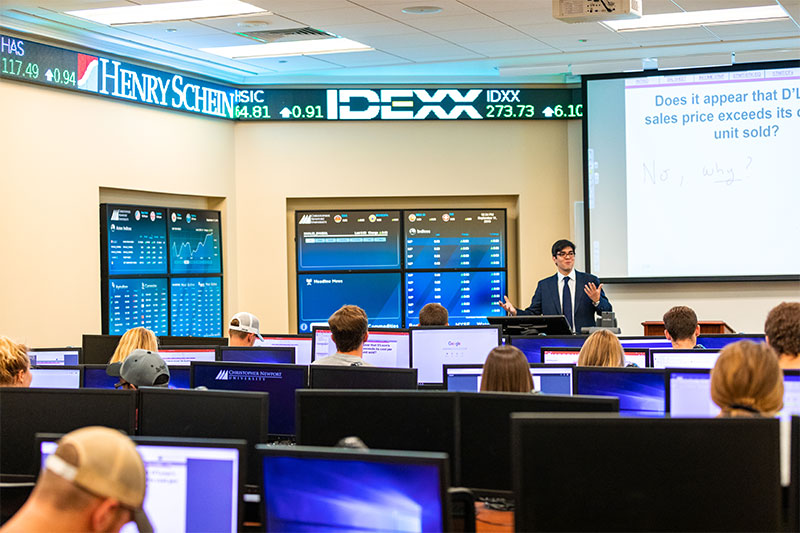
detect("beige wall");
top-left (0, 80), bottom-right (234, 346)
top-left (1, 79), bottom-right (797, 346)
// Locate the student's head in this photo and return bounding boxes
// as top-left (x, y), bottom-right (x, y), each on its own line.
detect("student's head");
top-left (663, 306), bottom-right (700, 344)
top-left (711, 340), bottom-right (783, 417)
top-left (577, 330), bottom-right (625, 367)
top-left (0, 335), bottom-right (31, 387)
top-left (418, 303), bottom-right (449, 326)
top-left (106, 349), bottom-right (169, 390)
top-left (765, 302), bottom-right (800, 358)
top-left (109, 327), bottom-right (158, 364)
top-left (328, 305), bottom-right (368, 353)
top-left (480, 346), bottom-right (533, 393)
top-left (24, 426), bottom-right (150, 533)
top-left (228, 312), bottom-right (263, 347)
top-left (551, 239), bottom-right (576, 274)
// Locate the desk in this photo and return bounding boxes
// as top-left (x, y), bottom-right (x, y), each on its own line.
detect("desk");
top-left (475, 502), bottom-right (513, 533)
top-left (642, 320), bottom-right (735, 336)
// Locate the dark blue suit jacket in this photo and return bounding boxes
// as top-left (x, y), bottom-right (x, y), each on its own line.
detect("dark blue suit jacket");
top-left (517, 271), bottom-right (612, 332)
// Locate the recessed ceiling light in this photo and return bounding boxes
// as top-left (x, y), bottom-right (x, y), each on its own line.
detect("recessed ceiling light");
top-left (201, 37), bottom-right (373, 59)
top-left (165, 28), bottom-right (178, 33)
top-left (601, 5), bottom-right (788, 32)
top-left (401, 6), bottom-right (443, 15)
top-left (237, 20), bottom-right (270, 29)
top-left (66, 0), bottom-right (268, 26)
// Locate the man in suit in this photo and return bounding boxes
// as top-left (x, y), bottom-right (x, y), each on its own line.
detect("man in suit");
top-left (499, 239), bottom-right (612, 333)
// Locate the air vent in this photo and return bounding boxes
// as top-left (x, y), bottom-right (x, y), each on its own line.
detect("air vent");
top-left (237, 27), bottom-right (336, 43)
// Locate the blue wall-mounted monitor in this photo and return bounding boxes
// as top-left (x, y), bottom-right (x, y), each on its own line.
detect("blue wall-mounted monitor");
top-left (102, 204), bottom-right (168, 276)
top-left (297, 272), bottom-right (403, 332)
top-left (296, 210), bottom-right (402, 271)
top-left (107, 277), bottom-right (168, 336)
top-left (404, 209), bottom-right (505, 269)
top-left (405, 270), bottom-right (506, 326)
top-left (168, 209), bottom-right (222, 275)
top-left (170, 276), bottom-right (223, 337)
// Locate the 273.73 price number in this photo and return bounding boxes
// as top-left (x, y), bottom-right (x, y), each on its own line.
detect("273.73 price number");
top-left (485, 104), bottom-right (535, 118)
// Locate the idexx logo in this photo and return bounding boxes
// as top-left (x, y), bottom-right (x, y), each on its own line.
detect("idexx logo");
top-left (327, 89), bottom-right (483, 120)
top-left (77, 54), bottom-right (99, 92)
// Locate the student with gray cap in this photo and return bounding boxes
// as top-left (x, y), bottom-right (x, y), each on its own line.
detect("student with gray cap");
top-left (228, 312), bottom-right (264, 347)
top-left (106, 349), bottom-right (169, 390)
top-left (0, 426), bottom-right (152, 533)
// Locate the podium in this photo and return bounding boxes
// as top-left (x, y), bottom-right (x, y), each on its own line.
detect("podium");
top-left (641, 320), bottom-right (735, 336)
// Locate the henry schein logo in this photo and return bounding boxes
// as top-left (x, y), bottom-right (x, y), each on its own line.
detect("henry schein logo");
top-left (77, 54), bottom-right (99, 92)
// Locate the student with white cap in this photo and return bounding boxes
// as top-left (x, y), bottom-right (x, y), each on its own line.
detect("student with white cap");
top-left (228, 312), bottom-right (264, 347)
top-left (0, 426), bottom-right (152, 533)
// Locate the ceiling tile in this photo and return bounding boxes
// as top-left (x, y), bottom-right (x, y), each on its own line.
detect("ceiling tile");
top-left (516, 22), bottom-right (619, 38)
top-left (670, 0), bottom-right (780, 10)
top-left (115, 21), bottom-right (223, 39)
top-left (389, 42), bottom-right (485, 61)
top-left (197, 13), bottom-right (303, 33)
top-left (435, 26), bottom-right (530, 44)
top-left (620, 26), bottom-right (721, 45)
top-left (160, 32), bottom-right (257, 49)
top-left (705, 19), bottom-right (800, 38)
top-left (365, 33), bottom-right (447, 48)
top-left (307, 49), bottom-right (411, 67)
top-left (401, 14), bottom-right (507, 32)
top-left (239, 54), bottom-right (342, 71)
top-left (289, 6), bottom-right (392, 26)
top-left (318, 20), bottom-right (420, 38)
top-left (462, 38), bottom-right (560, 55)
top-left (366, 0), bottom-right (480, 18)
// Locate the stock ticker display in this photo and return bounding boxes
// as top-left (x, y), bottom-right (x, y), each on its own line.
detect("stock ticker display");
top-left (101, 204), bottom-right (222, 336)
top-left (2, 34), bottom-right (582, 122)
top-left (296, 209), bottom-right (508, 328)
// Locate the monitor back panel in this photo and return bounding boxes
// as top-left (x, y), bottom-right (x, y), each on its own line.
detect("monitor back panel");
top-left (309, 366), bottom-right (418, 390)
top-left (512, 416), bottom-right (780, 531)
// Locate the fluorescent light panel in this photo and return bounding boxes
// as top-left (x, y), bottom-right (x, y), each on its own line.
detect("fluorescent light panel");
top-left (201, 38), bottom-right (373, 59)
top-left (602, 5), bottom-right (788, 32)
top-left (66, 0), bottom-right (267, 26)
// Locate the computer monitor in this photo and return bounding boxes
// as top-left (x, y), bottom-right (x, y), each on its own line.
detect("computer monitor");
top-left (574, 368), bottom-right (667, 416)
top-left (651, 349), bottom-right (721, 369)
top-left (782, 371), bottom-right (800, 418)
top-left (410, 326), bottom-right (501, 385)
top-left (618, 336), bottom-right (674, 350)
top-left (511, 415), bottom-right (781, 531)
top-left (159, 336), bottom-right (228, 347)
top-left (27, 348), bottom-right (82, 366)
top-left (82, 334), bottom-right (122, 364)
top-left (29, 366), bottom-right (82, 389)
top-left (81, 364), bottom-right (191, 390)
top-left (158, 346), bottom-right (217, 366)
top-left (666, 369), bottom-right (718, 417)
top-left (191, 362), bottom-right (308, 438)
top-left (255, 334), bottom-right (313, 366)
top-left (696, 333), bottom-right (766, 350)
top-left (40, 436), bottom-right (245, 533)
top-left (508, 335), bottom-right (587, 363)
top-left (258, 445), bottom-right (450, 533)
top-left (488, 315), bottom-right (571, 336)
top-left (218, 346), bottom-right (295, 364)
top-left (308, 366), bottom-right (418, 390)
top-left (0, 388), bottom-right (136, 475)
top-left (296, 390), bottom-right (460, 483)
top-left (312, 327), bottom-right (410, 368)
top-left (443, 364), bottom-right (574, 395)
top-left (458, 392), bottom-right (618, 494)
top-left (137, 388), bottom-right (268, 484)
top-left (542, 347), bottom-right (649, 368)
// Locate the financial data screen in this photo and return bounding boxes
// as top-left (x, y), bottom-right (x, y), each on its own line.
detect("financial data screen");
top-left (404, 210), bottom-right (505, 269)
top-left (297, 272), bottom-right (403, 332)
top-left (296, 211), bottom-right (402, 271)
top-left (169, 209), bottom-right (222, 274)
top-left (170, 277), bottom-right (223, 337)
top-left (105, 205), bottom-right (167, 275)
top-left (108, 278), bottom-right (168, 335)
top-left (406, 271), bottom-right (506, 326)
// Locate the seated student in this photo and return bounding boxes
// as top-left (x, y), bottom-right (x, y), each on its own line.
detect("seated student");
top-left (480, 346), bottom-right (533, 393)
top-left (663, 306), bottom-right (705, 349)
top-left (418, 303), bottom-right (449, 326)
top-left (106, 349), bottom-right (170, 390)
top-left (577, 329), bottom-right (625, 367)
top-left (765, 302), bottom-right (800, 369)
top-left (0, 426), bottom-right (151, 533)
top-left (108, 327), bottom-right (158, 364)
top-left (228, 312), bottom-right (264, 347)
top-left (0, 335), bottom-right (32, 387)
top-left (312, 305), bottom-right (373, 367)
top-left (711, 340), bottom-right (783, 417)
